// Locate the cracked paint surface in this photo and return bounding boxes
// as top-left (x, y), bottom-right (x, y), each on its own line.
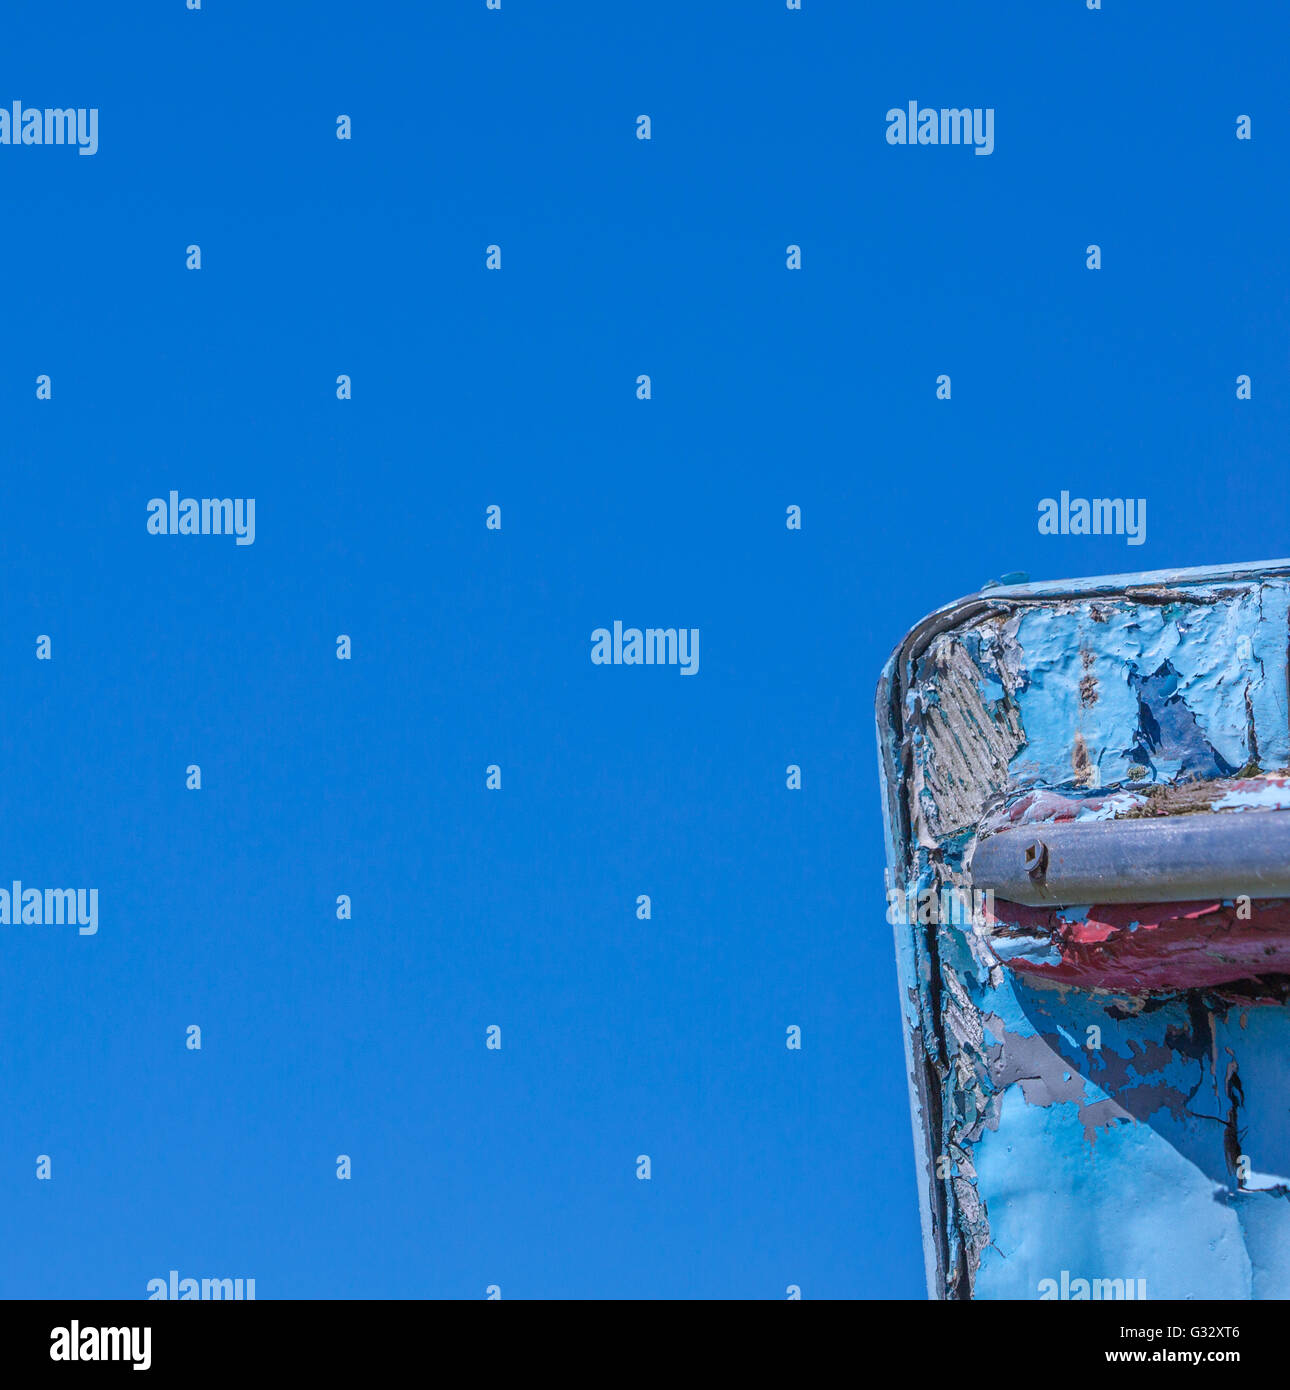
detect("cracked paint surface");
top-left (978, 775), bottom-right (1290, 989)
top-left (876, 561), bottom-right (1290, 1299)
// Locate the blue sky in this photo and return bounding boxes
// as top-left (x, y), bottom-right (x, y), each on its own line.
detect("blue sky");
top-left (0, 1), bottom-right (1285, 1298)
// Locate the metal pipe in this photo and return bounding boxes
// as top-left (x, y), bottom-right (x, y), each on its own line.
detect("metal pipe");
top-left (970, 810), bottom-right (1290, 906)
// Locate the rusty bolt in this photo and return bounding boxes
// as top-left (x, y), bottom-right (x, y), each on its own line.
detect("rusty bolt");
top-left (1024, 840), bottom-right (1049, 882)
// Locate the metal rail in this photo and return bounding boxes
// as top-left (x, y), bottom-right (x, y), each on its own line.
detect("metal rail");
top-left (970, 810), bottom-right (1290, 906)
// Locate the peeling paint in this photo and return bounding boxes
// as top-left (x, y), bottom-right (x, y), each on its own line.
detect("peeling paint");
top-left (877, 560), bottom-right (1290, 1299)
